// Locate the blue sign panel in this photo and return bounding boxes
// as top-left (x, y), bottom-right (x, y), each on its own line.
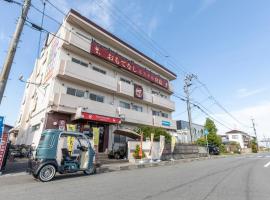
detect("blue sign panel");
top-left (0, 116), bottom-right (4, 139)
top-left (204, 129), bottom-right (209, 136)
top-left (162, 121), bottom-right (171, 127)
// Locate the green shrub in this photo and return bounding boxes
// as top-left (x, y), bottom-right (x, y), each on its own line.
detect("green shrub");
top-left (219, 144), bottom-right (227, 153)
top-left (133, 144), bottom-right (145, 159)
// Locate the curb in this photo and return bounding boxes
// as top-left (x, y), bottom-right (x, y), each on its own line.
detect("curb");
top-left (0, 153), bottom-right (253, 177)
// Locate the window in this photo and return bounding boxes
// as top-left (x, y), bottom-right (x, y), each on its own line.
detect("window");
top-left (67, 87), bottom-right (76, 96)
top-left (160, 94), bottom-right (168, 99)
top-left (232, 135), bottom-right (238, 139)
top-left (93, 66), bottom-right (106, 75)
top-left (132, 104), bottom-right (143, 112)
top-left (119, 101), bottom-right (130, 109)
top-left (152, 110), bottom-right (160, 116)
top-left (75, 89), bottom-right (85, 98)
top-left (89, 93), bottom-right (104, 103)
top-left (161, 112), bottom-right (169, 118)
top-left (32, 124), bottom-right (40, 132)
top-left (152, 90), bottom-right (159, 95)
top-left (72, 57), bottom-right (88, 67)
top-left (120, 77), bottom-right (131, 84)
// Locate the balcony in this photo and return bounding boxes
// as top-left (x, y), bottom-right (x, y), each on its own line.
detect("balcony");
top-left (152, 95), bottom-right (175, 111)
top-left (117, 107), bottom-right (153, 126)
top-left (53, 93), bottom-right (117, 118)
top-left (153, 116), bottom-right (176, 130)
top-left (65, 31), bottom-right (90, 53)
top-left (117, 81), bottom-right (133, 97)
top-left (58, 60), bottom-right (117, 92)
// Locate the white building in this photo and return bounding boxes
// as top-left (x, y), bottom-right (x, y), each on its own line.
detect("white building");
top-left (225, 130), bottom-right (253, 149)
top-left (14, 9), bottom-right (177, 151)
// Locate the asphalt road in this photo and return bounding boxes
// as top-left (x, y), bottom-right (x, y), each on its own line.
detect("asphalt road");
top-left (1, 153), bottom-right (270, 200)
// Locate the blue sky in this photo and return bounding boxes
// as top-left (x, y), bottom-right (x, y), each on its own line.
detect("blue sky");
top-left (0, 0), bottom-right (270, 141)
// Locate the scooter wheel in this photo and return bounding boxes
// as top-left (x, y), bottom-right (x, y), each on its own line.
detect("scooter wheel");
top-left (38, 164), bottom-right (56, 182)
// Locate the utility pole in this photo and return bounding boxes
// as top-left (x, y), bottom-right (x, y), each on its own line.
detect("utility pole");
top-left (251, 118), bottom-right (259, 150)
top-left (184, 74), bottom-right (197, 143)
top-left (0, 0), bottom-right (31, 104)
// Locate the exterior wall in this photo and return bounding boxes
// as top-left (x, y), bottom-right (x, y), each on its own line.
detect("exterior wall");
top-left (176, 120), bottom-right (204, 143)
top-left (227, 133), bottom-right (245, 148)
top-left (14, 10), bottom-right (177, 148)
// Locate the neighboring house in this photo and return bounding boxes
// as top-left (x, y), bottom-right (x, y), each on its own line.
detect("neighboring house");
top-left (14, 9), bottom-right (177, 149)
top-left (220, 134), bottom-right (229, 143)
top-left (176, 120), bottom-right (204, 143)
top-left (225, 130), bottom-right (253, 149)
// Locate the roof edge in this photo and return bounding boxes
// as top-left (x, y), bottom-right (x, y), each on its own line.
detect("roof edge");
top-left (68, 9), bottom-right (177, 79)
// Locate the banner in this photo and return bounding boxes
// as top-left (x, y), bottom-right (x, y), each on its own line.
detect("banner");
top-left (66, 124), bottom-right (76, 132)
top-left (171, 136), bottom-right (176, 154)
top-left (58, 120), bottom-right (66, 130)
top-left (67, 136), bottom-right (75, 153)
top-left (93, 127), bottom-right (100, 146)
top-left (0, 133), bottom-right (9, 171)
top-left (159, 135), bottom-right (165, 159)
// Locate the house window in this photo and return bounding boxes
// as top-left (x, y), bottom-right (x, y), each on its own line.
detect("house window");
top-left (93, 66), bottom-right (106, 75)
top-left (75, 89), bottom-right (85, 98)
top-left (31, 124), bottom-right (40, 132)
top-left (119, 101), bottom-right (130, 109)
top-left (67, 87), bottom-right (76, 96)
top-left (161, 112), bottom-right (169, 118)
top-left (120, 77), bottom-right (131, 84)
top-left (132, 104), bottom-right (143, 112)
top-left (72, 57), bottom-right (88, 67)
top-left (152, 110), bottom-right (160, 116)
top-left (232, 135), bottom-right (238, 139)
top-left (152, 90), bottom-right (159, 95)
top-left (160, 94), bottom-right (168, 99)
top-left (89, 93), bottom-right (104, 103)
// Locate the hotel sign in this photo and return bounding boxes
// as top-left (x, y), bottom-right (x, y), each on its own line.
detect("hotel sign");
top-left (90, 41), bottom-right (169, 90)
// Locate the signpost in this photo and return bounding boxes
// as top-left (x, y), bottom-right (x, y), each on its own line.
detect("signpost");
top-left (204, 129), bottom-right (209, 157)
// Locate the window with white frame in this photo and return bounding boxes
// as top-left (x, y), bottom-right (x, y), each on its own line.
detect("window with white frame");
top-left (232, 135), bottom-right (238, 139)
top-left (89, 93), bottom-right (104, 103)
top-left (132, 104), bottom-right (143, 112)
top-left (120, 77), bottom-right (131, 84)
top-left (119, 101), bottom-right (130, 109)
top-left (71, 57), bottom-right (88, 67)
top-left (93, 66), bottom-right (106, 75)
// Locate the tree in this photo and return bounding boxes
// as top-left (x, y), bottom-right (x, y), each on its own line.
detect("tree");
top-left (204, 118), bottom-right (222, 147)
top-left (136, 125), bottom-right (172, 143)
top-left (251, 139), bottom-right (258, 153)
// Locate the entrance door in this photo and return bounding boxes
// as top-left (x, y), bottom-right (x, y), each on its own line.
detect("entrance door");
top-left (90, 124), bottom-right (109, 153)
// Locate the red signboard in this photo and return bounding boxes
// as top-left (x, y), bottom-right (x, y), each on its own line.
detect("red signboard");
top-left (82, 112), bottom-right (121, 124)
top-left (90, 41), bottom-right (169, 90)
top-left (0, 133), bottom-right (8, 171)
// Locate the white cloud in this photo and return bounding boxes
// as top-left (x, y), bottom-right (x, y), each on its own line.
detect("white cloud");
top-left (213, 102), bottom-right (270, 143)
top-left (196, 0), bottom-right (217, 15)
top-left (147, 16), bottom-right (158, 37)
top-left (76, 0), bottom-right (115, 31)
top-left (237, 88), bottom-right (267, 98)
top-left (168, 1), bottom-right (174, 13)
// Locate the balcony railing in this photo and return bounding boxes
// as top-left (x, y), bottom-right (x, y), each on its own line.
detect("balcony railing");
top-left (152, 95), bottom-right (175, 111)
top-left (153, 116), bottom-right (177, 130)
top-left (53, 93), bottom-right (117, 118)
top-left (58, 60), bottom-right (118, 92)
top-left (117, 107), bottom-right (153, 126)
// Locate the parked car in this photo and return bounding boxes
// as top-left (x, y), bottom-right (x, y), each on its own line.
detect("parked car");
top-left (208, 145), bottom-right (220, 155)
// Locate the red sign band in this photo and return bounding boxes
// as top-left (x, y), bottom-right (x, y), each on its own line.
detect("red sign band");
top-left (82, 112), bottom-right (121, 124)
top-left (90, 41), bottom-right (169, 90)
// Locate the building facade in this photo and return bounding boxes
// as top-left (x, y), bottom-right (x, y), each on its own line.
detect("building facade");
top-left (176, 120), bottom-right (204, 143)
top-left (15, 10), bottom-right (177, 151)
top-left (225, 130), bottom-right (253, 149)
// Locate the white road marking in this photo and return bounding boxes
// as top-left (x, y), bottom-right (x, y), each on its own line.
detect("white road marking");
top-left (264, 161), bottom-right (270, 168)
top-left (258, 155), bottom-right (263, 158)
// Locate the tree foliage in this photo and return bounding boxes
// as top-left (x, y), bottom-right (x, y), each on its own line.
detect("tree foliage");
top-left (136, 125), bottom-right (172, 143)
top-left (251, 139), bottom-right (258, 153)
top-left (204, 118), bottom-right (222, 147)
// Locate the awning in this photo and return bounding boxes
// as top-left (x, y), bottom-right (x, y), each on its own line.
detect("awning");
top-left (113, 129), bottom-right (141, 140)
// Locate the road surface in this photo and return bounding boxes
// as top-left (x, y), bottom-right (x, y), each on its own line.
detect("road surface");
top-left (1, 153), bottom-right (270, 200)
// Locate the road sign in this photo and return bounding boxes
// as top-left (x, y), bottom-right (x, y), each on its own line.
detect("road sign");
top-left (204, 129), bottom-right (209, 136)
